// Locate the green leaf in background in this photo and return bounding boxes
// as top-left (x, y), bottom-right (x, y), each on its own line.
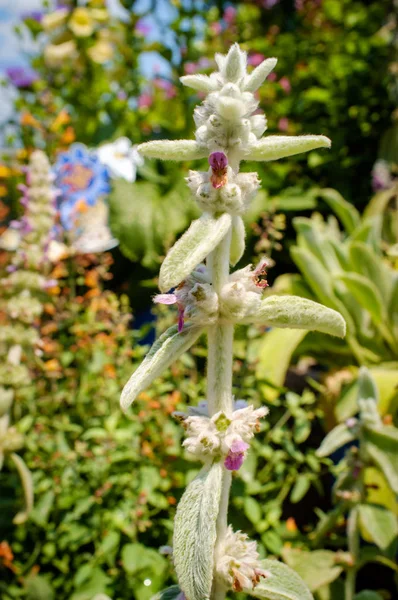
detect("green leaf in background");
top-left (338, 273), bottom-right (386, 327)
top-left (282, 548), bottom-right (343, 593)
top-left (109, 179), bottom-right (198, 270)
top-left (248, 558), bottom-right (314, 600)
top-left (256, 328), bottom-right (307, 401)
top-left (358, 367), bottom-right (378, 403)
top-left (317, 188), bottom-right (360, 234)
top-left (159, 212), bottom-right (232, 292)
top-left (316, 423), bottom-right (355, 458)
top-left (363, 425), bottom-right (398, 494)
top-left (25, 575), bottom-right (54, 600)
top-left (353, 592), bottom-right (383, 600)
top-left (9, 452), bottom-right (34, 525)
top-left (173, 462), bottom-right (222, 600)
top-left (290, 474), bottom-right (312, 503)
top-left (358, 504), bottom-right (398, 551)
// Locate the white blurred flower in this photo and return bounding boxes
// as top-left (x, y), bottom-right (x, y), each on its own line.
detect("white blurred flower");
top-left (0, 228), bottom-right (20, 251)
top-left (71, 198), bottom-right (118, 254)
top-left (97, 137), bottom-right (144, 182)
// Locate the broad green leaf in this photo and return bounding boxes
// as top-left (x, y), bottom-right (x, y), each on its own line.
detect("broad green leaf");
top-left (137, 139), bottom-right (207, 161)
top-left (282, 549), bottom-right (342, 593)
top-left (369, 365), bottom-right (398, 415)
top-left (120, 325), bottom-right (202, 411)
top-left (364, 467), bottom-right (398, 515)
top-left (256, 328), bottom-right (307, 401)
top-left (230, 215), bottom-right (246, 266)
top-left (121, 543), bottom-right (167, 575)
top-left (245, 295), bottom-right (346, 338)
top-left (338, 273), bottom-right (386, 326)
top-left (156, 586), bottom-right (182, 600)
top-left (290, 474), bottom-right (311, 503)
top-left (363, 425), bottom-right (398, 494)
top-left (293, 217), bottom-right (340, 272)
top-left (318, 188), bottom-right (360, 234)
top-left (358, 504), bottom-right (398, 550)
top-left (173, 462), bottom-right (222, 600)
top-left (246, 135), bottom-right (331, 162)
top-left (317, 423), bottom-right (355, 458)
top-left (159, 212), bottom-right (232, 292)
top-left (25, 575), bottom-right (54, 600)
top-left (249, 558), bottom-right (314, 599)
top-left (10, 452), bottom-right (33, 525)
top-left (353, 592), bottom-right (383, 600)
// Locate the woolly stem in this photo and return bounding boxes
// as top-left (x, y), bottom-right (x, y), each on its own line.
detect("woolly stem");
top-left (207, 227), bottom-right (233, 600)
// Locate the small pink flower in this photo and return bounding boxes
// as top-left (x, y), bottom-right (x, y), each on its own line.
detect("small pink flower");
top-left (210, 22), bottom-right (223, 35)
top-left (224, 6), bottom-right (237, 24)
top-left (209, 152), bottom-right (228, 189)
top-left (138, 93), bottom-right (152, 109)
top-left (224, 440), bottom-right (250, 471)
top-left (153, 293), bottom-right (177, 305)
top-left (277, 117), bottom-right (289, 132)
top-left (279, 76), bottom-right (291, 94)
top-left (253, 259), bottom-right (269, 288)
top-left (248, 53), bottom-right (265, 67)
top-left (184, 62), bottom-right (197, 75)
top-left (267, 72), bottom-right (277, 82)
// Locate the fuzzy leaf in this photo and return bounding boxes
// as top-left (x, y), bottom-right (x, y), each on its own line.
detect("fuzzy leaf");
top-left (159, 212), bottom-right (232, 292)
top-left (316, 423), bottom-right (355, 457)
top-left (363, 425), bottom-right (398, 494)
top-left (244, 58), bottom-right (278, 92)
top-left (358, 367), bottom-right (378, 402)
top-left (246, 135), bottom-right (331, 162)
top-left (137, 140), bottom-right (207, 161)
top-left (338, 273), bottom-right (386, 325)
top-left (281, 549), bottom-right (342, 593)
top-left (10, 452), bottom-right (34, 524)
top-left (230, 215), bottom-right (246, 266)
top-left (120, 325), bottom-right (202, 411)
top-left (157, 586), bottom-right (182, 600)
top-left (358, 504), bottom-right (398, 550)
top-left (173, 462), bottom-right (223, 600)
top-left (180, 74), bottom-right (218, 92)
top-left (248, 558), bottom-right (314, 599)
top-left (354, 592), bottom-right (383, 600)
top-left (245, 295), bottom-right (346, 338)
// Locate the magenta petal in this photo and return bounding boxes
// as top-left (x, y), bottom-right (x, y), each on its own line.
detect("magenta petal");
top-left (153, 293), bottom-right (177, 305)
top-left (178, 308), bottom-right (185, 333)
top-left (224, 440), bottom-right (249, 471)
top-left (209, 151), bottom-right (228, 171)
top-left (230, 440), bottom-right (250, 453)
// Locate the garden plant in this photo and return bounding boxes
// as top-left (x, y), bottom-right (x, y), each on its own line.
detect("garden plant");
top-left (121, 44), bottom-right (347, 600)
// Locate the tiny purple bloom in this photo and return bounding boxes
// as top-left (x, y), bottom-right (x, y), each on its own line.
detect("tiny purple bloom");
top-left (224, 440), bottom-right (249, 471)
top-left (6, 67), bottom-right (38, 89)
top-left (209, 152), bottom-right (228, 189)
top-left (178, 306), bottom-right (185, 333)
top-left (153, 293), bottom-right (178, 305)
top-left (6, 265), bottom-right (17, 273)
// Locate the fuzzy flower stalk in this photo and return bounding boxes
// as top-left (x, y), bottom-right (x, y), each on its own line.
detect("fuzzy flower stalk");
top-left (121, 45), bottom-right (346, 600)
top-left (0, 150), bottom-right (58, 524)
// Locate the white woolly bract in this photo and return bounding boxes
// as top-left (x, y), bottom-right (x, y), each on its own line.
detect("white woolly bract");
top-left (173, 462), bottom-right (223, 600)
top-left (230, 216), bottom-right (246, 266)
top-left (241, 295), bottom-right (346, 338)
top-left (243, 57), bottom-right (278, 92)
top-left (120, 324), bottom-right (202, 412)
top-left (216, 526), bottom-right (268, 592)
top-left (245, 135), bottom-right (331, 162)
top-left (159, 212), bottom-right (232, 292)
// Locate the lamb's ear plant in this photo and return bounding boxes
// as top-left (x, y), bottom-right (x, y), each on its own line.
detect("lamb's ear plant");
top-left (121, 44), bottom-right (346, 600)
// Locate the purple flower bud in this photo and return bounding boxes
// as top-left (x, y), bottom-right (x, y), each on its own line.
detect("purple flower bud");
top-left (224, 440), bottom-right (249, 471)
top-left (178, 306), bottom-right (185, 333)
top-left (6, 265), bottom-right (17, 273)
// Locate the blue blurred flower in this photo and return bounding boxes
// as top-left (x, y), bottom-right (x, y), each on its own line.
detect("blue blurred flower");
top-left (54, 143), bottom-right (110, 230)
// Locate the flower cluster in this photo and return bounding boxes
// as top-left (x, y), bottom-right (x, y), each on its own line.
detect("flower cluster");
top-left (177, 404), bottom-right (268, 470)
top-left (216, 527), bottom-right (270, 592)
top-left (154, 264), bottom-right (218, 331)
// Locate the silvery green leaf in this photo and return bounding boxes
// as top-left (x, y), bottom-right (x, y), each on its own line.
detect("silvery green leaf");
top-left (180, 74), bottom-right (218, 93)
top-left (363, 425), bottom-right (398, 494)
top-left (358, 367), bottom-right (378, 402)
top-left (245, 135), bottom-right (331, 162)
top-left (358, 504), bottom-right (398, 550)
top-left (10, 452), bottom-right (34, 524)
top-left (243, 295), bottom-right (346, 338)
top-left (120, 325), bottom-right (203, 411)
top-left (244, 58), bottom-right (278, 92)
top-left (137, 140), bottom-right (207, 161)
top-left (229, 215), bottom-right (246, 266)
top-left (248, 559), bottom-right (314, 599)
top-left (159, 212), bottom-right (232, 292)
top-left (316, 423), bottom-right (355, 458)
top-left (317, 188), bottom-right (360, 234)
top-left (156, 586), bottom-right (182, 600)
top-left (173, 462), bottom-right (223, 600)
